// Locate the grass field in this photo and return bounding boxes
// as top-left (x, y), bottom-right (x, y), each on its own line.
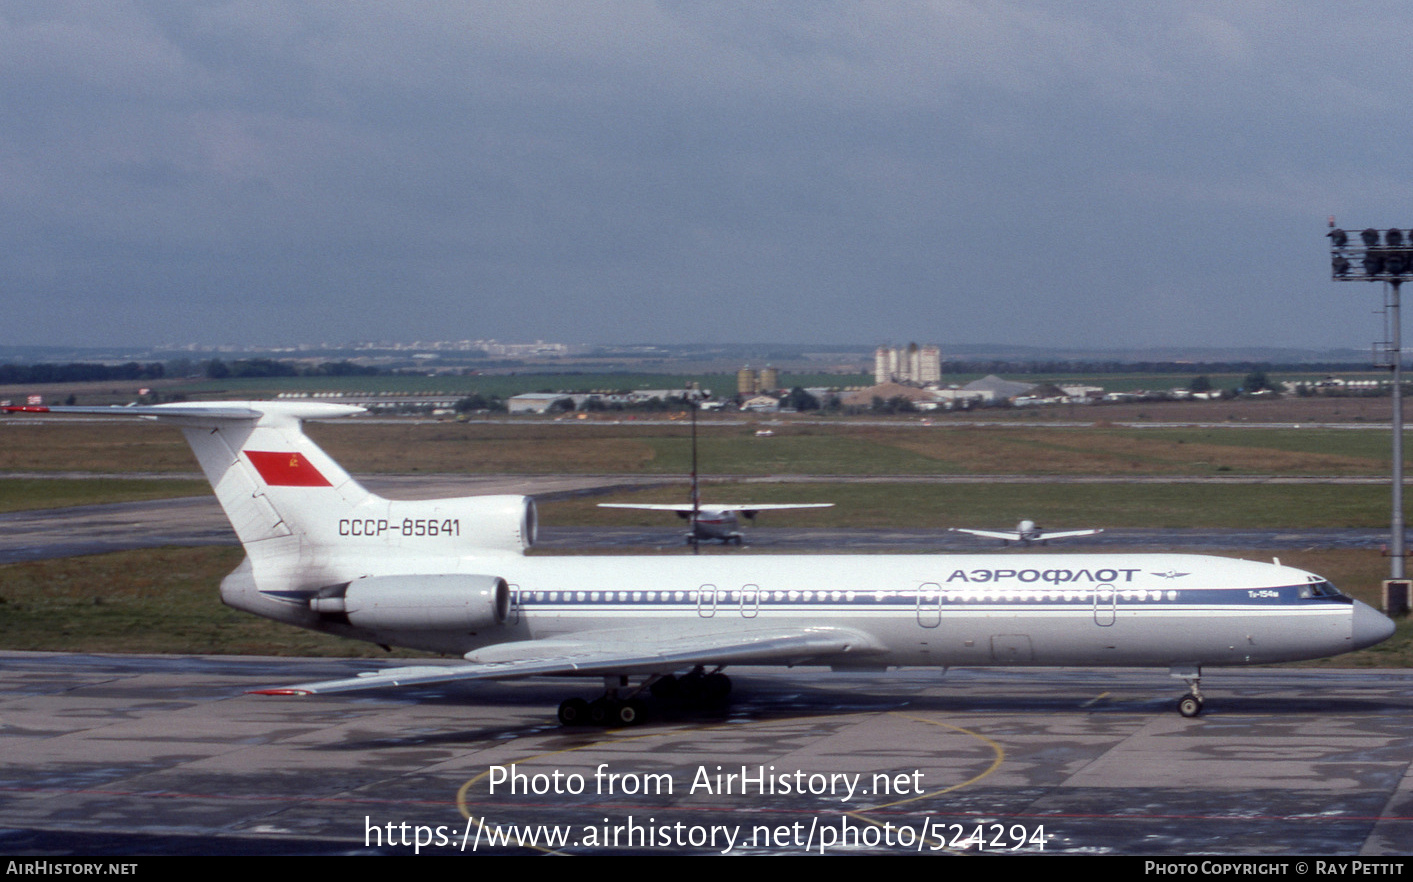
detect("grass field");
top-left (4, 417), bottom-right (1404, 476)
top-left (0, 547), bottom-right (419, 658)
top-left (310, 418), bottom-right (1409, 478)
top-left (0, 478), bottom-right (209, 512)
top-left (1, 418), bottom-right (1405, 529)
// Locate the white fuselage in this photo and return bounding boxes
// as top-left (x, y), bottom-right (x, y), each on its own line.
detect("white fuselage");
top-left (222, 550), bottom-right (1379, 669)
top-left (691, 508), bottom-right (741, 542)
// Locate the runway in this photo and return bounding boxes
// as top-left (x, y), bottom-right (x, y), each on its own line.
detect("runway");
top-left (0, 490), bottom-right (1392, 564)
top-left (1, 653), bottom-right (1409, 856)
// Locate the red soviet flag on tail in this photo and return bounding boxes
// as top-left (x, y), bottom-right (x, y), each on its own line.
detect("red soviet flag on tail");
top-left (244, 451), bottom-right (332, 487)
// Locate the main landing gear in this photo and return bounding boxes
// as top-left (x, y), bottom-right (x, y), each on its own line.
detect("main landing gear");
top-left (1171, 665), bottom-right (1204, 718)
top-left (556, 693), bottom-right (645, 728)
top-left (685, 535), bottom-right (744, 546)
top-left (557, 666), bottom-right (732, 727)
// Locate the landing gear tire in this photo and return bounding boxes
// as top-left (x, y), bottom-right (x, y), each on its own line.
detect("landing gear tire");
top-left (1170, 665), bottom-right (1204, 719)
top-left (650, 674), bottom-right (679, 701)
top-left (616, 699), bottom-right (646, 726)
top-left (704, 672), bottom-right (732, 702)
top-left (558, 669), bottom-right (732, 726)
top-left (1177, 695), bottom-right (1203, 718)
top-left (558, 698), bottom-right (590, 726)
top-left (588, 698), bottom-right (616, 726)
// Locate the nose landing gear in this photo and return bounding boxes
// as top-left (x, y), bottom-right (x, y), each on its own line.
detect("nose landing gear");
top-left (1171, 665), bottom-right (1204, 717)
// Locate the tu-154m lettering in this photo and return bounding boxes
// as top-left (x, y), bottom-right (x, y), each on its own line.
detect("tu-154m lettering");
top-left (4, 401), bottom-right (1393, 725)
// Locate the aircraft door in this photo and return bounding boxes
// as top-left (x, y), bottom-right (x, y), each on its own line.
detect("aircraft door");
top-left (506, 583), bottom-right (522, 625)
top-left (1092, 583), bottom-right (1116, 626)
top-left (740, 584), bottom-right (760, 618)
top-left (697, 584), bottom-right (718, 618)
top-left (915, 582), bottom-right (942, 628)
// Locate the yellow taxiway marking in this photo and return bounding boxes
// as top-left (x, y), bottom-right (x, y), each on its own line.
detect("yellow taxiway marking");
top-left (848, 712), bottom-right (1004, 813)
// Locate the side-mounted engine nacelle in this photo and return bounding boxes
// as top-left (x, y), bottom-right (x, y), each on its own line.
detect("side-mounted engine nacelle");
top-left (311, 574), bottom-right (510, 632)
top-left (432, 491), bottom-right (536, 554)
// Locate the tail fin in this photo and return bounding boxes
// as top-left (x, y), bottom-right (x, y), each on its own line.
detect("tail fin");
top-left (5, 401), bottom-right (536, 594)
top-left (167, 402), bottom-right (371, 547)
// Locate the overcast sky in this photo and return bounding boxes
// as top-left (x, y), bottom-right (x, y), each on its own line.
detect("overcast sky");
top-left (3, 2), bottom-right (1410, 351)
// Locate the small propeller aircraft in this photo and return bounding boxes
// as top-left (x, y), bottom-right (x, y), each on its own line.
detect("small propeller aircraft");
top-left (598, 402), bottom-right (829, 546)
top-left (597, 499), bottom-right (834, 545)
top-left (950, 520), bottom-right (1103, 546)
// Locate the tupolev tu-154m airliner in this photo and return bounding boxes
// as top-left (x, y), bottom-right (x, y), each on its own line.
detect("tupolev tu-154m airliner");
top-left (4, 401), bottom-right (1395, 725)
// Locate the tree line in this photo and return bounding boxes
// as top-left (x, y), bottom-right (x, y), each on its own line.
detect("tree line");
top-left (939, 360), bottom-right (1373, 376)
top-left (0, 362), bottom-right (166, 384)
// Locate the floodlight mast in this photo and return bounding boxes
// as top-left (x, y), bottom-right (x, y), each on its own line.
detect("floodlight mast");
top-left (1328, 222), bottom-right (1407, 579)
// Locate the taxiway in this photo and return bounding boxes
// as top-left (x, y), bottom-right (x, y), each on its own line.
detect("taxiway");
top-left (0, 486), bottom-right (1392, 564)
top-left (1, 653), bottom-right (1410, 856)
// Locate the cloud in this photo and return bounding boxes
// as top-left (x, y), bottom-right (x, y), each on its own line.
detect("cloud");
top-left (0, 1), bottom-right (1407, 349)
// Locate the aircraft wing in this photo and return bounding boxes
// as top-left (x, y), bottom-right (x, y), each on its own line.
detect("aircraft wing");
top-left (948, 528), bottom-right (1022, 541)
top-left (948, 527), bottom-right (1103, 541)
top-left (597, 503), bottom-right (834, 513)
top-left (596, 504), bottom-right (699, 512)
top-left (0, 402), bottom-right (363, 422)
top-left (250, 625), bottom-right (885, 695)
top-left (727, 504), bottom-right (834, 513)
top-left (2, 404), bottom-right (264, 420)
top-left (1035, 529), bottom-right (1103, 540)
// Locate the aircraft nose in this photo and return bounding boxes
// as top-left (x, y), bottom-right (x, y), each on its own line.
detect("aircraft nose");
top-left (1351, 600), bottom-right (1397, 650)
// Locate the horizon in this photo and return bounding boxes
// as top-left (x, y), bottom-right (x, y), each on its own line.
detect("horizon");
top-left (0, 339), bottom-right (1382, 371)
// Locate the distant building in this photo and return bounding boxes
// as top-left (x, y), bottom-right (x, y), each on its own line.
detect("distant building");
top-left (508, 388), bottom-right (710, 414)
top-left (508, 393), bottom-right (576, 414)
top-left (741, 394), bottom-right (781, 412)
top-left (737, 366), bottom-right (780, 396)
top-left (961, 375), bottom-right (1037, 404)
top-left (875, 343), bottom-right (941, 386)
top-left (737, 368), bottom-right (759, 396)
top-left (840, 382), bottom-right (941, 410)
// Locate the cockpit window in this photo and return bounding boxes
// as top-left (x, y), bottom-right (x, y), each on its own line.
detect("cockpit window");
top-left (1297, 581), bottom-right (1344, 599)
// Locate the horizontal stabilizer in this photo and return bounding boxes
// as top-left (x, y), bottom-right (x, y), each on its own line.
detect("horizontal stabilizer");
top-left (598, 503), bottom-right (834, 513)
top-left (5, 403), bottom-right (260, 420)
top-left (948, 528), bottom-right (1022, 541)
top-left (1036, 529), bottom-right (1104, 540)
